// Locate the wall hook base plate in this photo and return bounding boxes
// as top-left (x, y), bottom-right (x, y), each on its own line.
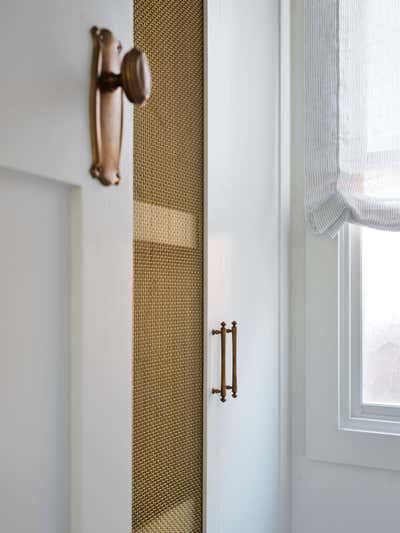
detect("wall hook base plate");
top-left (89, 26), bottom-right (123, 186)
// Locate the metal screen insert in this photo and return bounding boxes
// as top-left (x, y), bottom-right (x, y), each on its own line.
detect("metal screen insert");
top-left (133, 1), bottom-right (204, 531)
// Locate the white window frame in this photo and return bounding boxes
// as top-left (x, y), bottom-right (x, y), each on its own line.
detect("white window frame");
top-left (305, 225), bottom-right (400, 471)
top-left (339, 224), bottom-right (400, 436)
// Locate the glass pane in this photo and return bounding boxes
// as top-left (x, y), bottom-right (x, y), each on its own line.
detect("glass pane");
top-left (362, 227), bottom-right (400, 405)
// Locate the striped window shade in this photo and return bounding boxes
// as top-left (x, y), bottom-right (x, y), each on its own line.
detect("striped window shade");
top-left (305, 0), bottom-right (400, 236)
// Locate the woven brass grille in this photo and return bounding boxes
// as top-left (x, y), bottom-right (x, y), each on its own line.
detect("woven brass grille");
top-left (133, 1), bottom-right (204, 532)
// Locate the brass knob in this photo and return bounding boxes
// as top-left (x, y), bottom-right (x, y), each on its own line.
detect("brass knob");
top-left (97, 47), bottom-right (152, 107)
top-left (121, 48), bottom-right (151, 106)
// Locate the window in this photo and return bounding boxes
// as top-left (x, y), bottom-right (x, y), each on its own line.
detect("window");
top-left (304, 0), bottom-right (400, 470)
top-left (337, 0), bottom-right (400, 435)
top-left (339, 225), bottom-right (400, 436)
top-left (305, 223), bottom-right (400, 471)
top-left (362, 228), bottom-right (400, 406)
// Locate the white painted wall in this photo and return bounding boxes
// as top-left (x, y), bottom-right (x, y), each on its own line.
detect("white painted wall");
top-left (291, 1), bottom-right (400, 532)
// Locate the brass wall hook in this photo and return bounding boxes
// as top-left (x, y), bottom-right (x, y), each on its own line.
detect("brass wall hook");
top-left (89, 26), bottom-right (151, 186)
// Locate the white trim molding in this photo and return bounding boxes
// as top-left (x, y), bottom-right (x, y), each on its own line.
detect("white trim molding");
top-left (279, 0), bottom-right (291, 531)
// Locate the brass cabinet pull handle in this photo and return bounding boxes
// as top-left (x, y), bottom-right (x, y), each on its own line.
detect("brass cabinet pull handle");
top-left (230, 321), bottom-right (238, 398)
top-left (212, 322), bottom-right (227, 402)
top-left (211, 321), bottom-right (238, 402)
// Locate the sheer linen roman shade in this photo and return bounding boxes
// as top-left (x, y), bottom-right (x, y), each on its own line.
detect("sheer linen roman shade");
top-left (305, 0), bottom-right (400, 237)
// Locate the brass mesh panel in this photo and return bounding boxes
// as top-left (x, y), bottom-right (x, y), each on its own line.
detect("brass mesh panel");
top-left (133, 1), bottom-right (203, 532)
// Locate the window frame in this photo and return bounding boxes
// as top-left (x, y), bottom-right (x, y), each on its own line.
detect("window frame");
top-left (305, 225), bottom-right (400, 471)
top-left (339, 224), bottom-right (400, 435)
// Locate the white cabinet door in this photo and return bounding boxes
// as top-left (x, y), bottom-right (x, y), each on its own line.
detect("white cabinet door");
top-left (0, 2), bottom-right (132, 532)
top-left (205, 1), bottom-right (281, 531)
